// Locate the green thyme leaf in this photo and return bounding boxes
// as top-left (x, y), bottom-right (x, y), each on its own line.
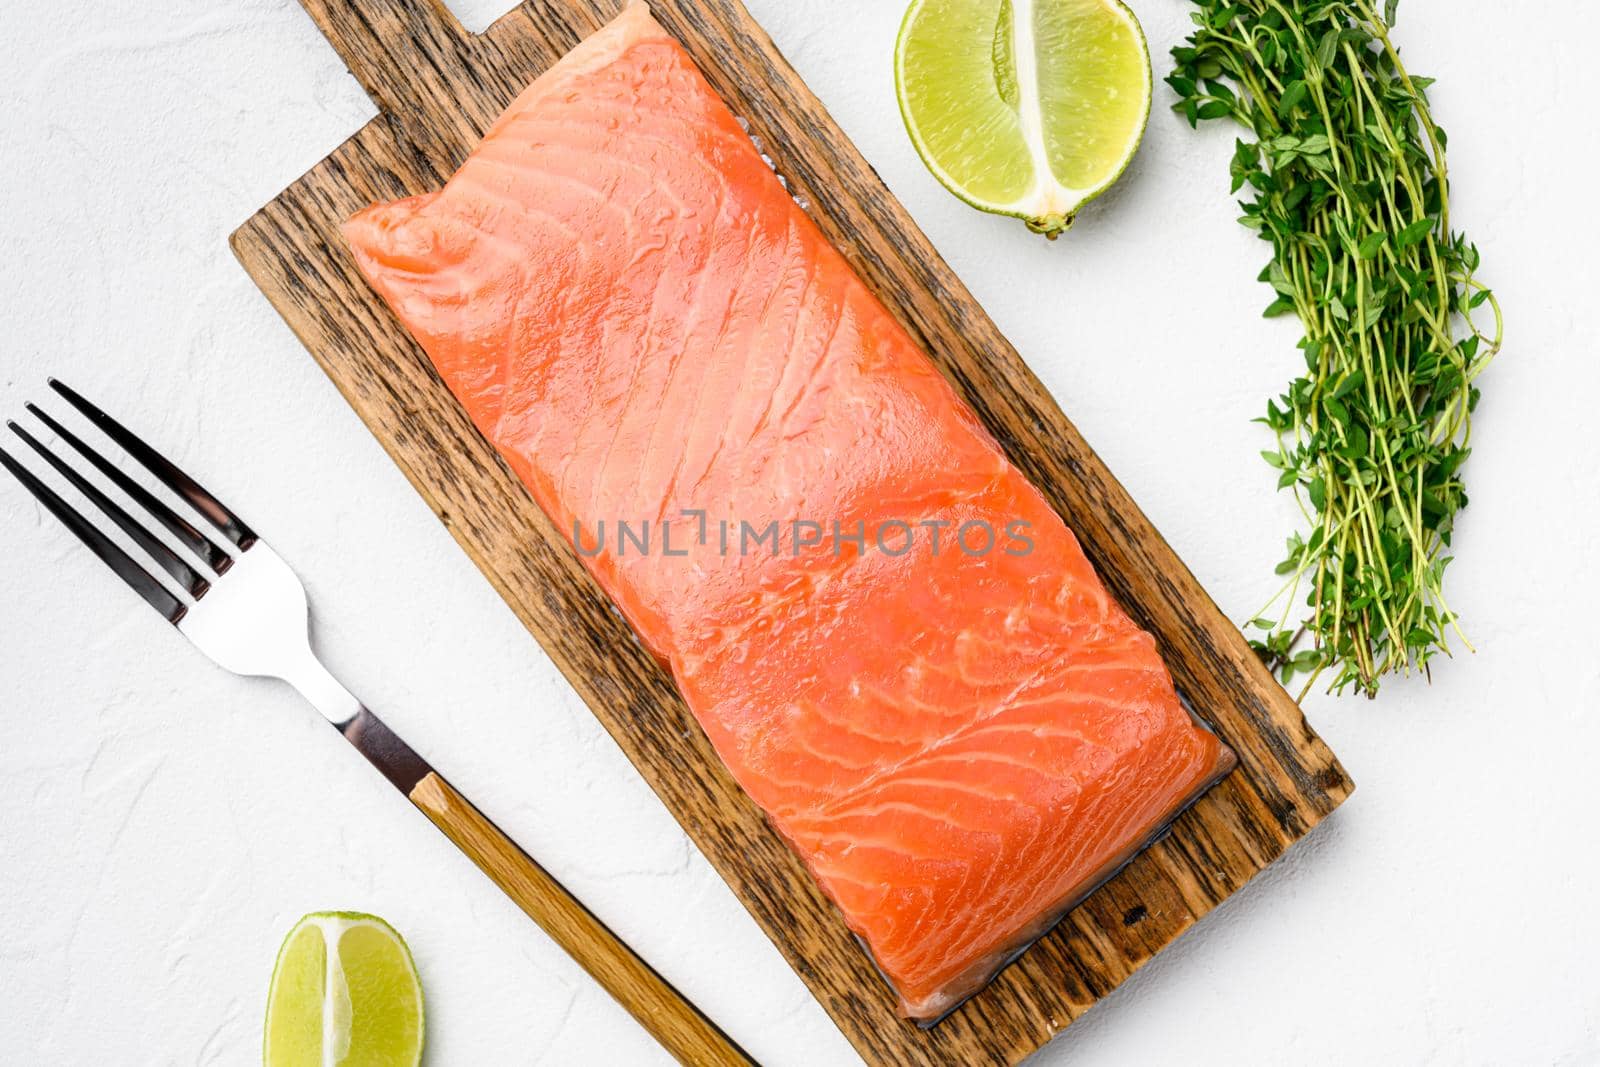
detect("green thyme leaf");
top-left (1168, 0), bottom-right (1503, 698)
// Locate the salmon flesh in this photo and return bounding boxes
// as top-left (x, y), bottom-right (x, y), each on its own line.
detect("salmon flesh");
top-left (344, 2), bottom-right (1236, 1022)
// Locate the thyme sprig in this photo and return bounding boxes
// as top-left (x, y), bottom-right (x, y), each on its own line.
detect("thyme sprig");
top-left (1169, 0), bottom-right (1502, 697)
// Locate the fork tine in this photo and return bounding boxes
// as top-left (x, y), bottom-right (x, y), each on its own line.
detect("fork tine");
top-left (48, 380), bottom-right (258, 550)
top-left (8, 422), bottom-right (211, 599)
top-left (1, 446), bottom-right (187, 624)
top-left (26, 403), bottom-right (232, 574)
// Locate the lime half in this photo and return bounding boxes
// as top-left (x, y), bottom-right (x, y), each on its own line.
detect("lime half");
top-left (895, 0), bottom-right (1152, 237)
top-left (263, 911), bottom-right (424, 1067)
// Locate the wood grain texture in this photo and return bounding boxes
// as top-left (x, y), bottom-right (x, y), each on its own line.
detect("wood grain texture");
top-left (230, 1), bottom-right (1354, 1062)
top-left (409, 772), bottom-right (754, 1066)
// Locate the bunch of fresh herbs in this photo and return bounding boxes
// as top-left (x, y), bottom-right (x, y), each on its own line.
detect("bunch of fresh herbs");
top-left (1168, 0), bottom-right (1501, 697)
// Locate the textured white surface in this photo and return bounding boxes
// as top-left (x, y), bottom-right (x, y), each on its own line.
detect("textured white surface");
top-left (1, 1), bottom-right (1595, 1063)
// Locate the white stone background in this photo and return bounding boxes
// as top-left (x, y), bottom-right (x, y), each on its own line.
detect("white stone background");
top-left (1, 0), bottom-right (1595, 1063)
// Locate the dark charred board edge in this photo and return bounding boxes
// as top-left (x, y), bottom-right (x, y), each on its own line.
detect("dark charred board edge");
top-left (229, 1), bottom-right (1354, 1063)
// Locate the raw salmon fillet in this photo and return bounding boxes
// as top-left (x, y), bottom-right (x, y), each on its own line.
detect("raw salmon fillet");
top-left (345, 2), bottom-right (1235, 1021)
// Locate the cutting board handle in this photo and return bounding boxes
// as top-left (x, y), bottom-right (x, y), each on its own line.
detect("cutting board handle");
top-left (298, 0), bottom-right (476, 116)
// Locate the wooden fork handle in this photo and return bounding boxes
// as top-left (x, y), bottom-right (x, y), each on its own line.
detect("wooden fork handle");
top-left (408, 772), bottom-right (756, 1067)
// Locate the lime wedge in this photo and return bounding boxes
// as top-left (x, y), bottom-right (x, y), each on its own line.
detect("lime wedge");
top-left (263, 911), bottom-right (424, 1067)
top-left (895, 0), bottom-right (1152, 237)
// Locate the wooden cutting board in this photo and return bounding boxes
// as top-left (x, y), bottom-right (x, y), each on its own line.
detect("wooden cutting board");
top-left (231, 1), bottom-right (1353, 1062)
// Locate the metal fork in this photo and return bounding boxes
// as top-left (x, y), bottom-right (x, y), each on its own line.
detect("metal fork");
top-left (1, 380), bottom-right (752, 1067)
